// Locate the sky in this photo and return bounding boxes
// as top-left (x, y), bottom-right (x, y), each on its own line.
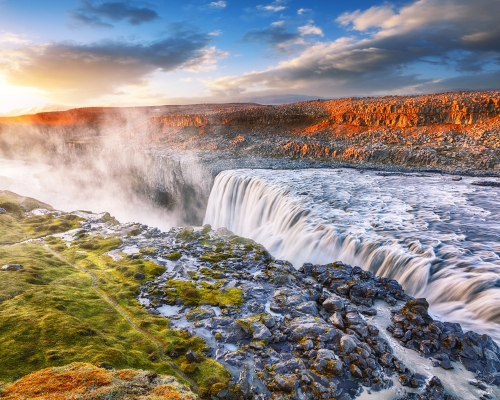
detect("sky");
top-left (0, 0), bottom-right (499, 115)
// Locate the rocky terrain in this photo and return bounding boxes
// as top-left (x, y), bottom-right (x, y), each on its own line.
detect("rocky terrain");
top-left (0, 362), bottom-right (197, 400)
top-left (1, 197), bottom-right (494, 399)
top-left (1, 91), bottom-right (500, 173)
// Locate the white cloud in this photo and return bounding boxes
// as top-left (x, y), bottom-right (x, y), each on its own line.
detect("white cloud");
top-left (271, 21), bottom-right (285, 27)
top-left (207, 0), bottom-right (500, 97)
top-left (182, 46), bottom-right (229, 72)
top-left (209, 30), bottom-right (222, 36)
top-left (0, 32), bottom-right (229, 102)
top-left (209, 1), bottom-right (226, 8)
top-left (297, 8), bottom-right (310, 15)
top-left (337, 5), bottom-right (395, 31)
top-left (257, 1), bottom-right (286, 12)
top-left (298, 24), bottom-right (324, 37)
top-left (0, 31), bottom-right (29, 45)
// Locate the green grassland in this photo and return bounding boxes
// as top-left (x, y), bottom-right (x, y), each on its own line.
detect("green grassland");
top-left (0, 191), bottom-right (82, 244)
top-left (0, 199), bottom-right (230, 397)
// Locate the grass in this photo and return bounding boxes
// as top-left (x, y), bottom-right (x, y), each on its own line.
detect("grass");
top-left (0, 192), bottom-right (82, 244)
top-left (0, 208), bottom-right (231, 397)
top-left (0, 242), bottom-right (179, 382)
top-left (46, 234), bottom-right (231, 396)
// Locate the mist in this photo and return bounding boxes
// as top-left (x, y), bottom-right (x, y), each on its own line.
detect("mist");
top-left (0, 107), bottom-right (214, 229)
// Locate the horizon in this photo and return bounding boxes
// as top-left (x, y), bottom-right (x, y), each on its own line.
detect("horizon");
top-left (3, 89), bottom-right (500, 119)
top-left (1, 0), bottom-right (500, 116)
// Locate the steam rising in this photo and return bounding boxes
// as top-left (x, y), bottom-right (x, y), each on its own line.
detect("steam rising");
top-left (0, 108), bottom-right (212, 228)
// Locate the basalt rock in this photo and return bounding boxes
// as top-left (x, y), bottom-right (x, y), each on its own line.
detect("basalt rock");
top-left (2, 91), bottom-right (500, 174)
top-left (54, 216), bottom-right (499, 400)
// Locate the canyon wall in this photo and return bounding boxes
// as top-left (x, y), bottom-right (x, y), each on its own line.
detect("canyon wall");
top-left (0, 90), bottom-right (499, 228)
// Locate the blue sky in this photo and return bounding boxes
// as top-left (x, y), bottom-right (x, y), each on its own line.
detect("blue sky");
top-left (0, 0), bottom-right (499, 115)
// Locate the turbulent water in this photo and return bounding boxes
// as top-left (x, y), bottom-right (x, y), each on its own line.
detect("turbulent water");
top-left (204, 168), bottom-right (500, 340)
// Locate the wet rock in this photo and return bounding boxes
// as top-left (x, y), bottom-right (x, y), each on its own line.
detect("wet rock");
top-left (329, 311), bottom-right (344, 329)
top-left (340, 335), bottom-right (358, 353)
top-left (322, 294), bottom-right (345, 312)
top-left (296, 301), bottom-right (319, 316)
top-left (186, 306), bottom-right (216, 321)
top-left (350, 364), bottom-right (363, 378)
top-left (252, 322), bottom-right (272, 342)
top-left (129, 225), bottom-right (500, 399)
top-left (397, 376), bottom-right (456, 400)
top-left (289, 316), bottom-right (341, 343)
top-left (1, 264), bottom-right (22, 271)
top-left (185, 350), bottom-right (202, 363)
top-left (312, 349), bottom-right (344, 375)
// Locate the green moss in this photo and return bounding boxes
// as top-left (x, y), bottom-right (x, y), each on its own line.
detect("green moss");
top-left (199, 251), bottom-right (233, 263)
top-left (139, 247), bottom-right (156, 256)
top-left (187, 271), bottom-right (199, 280)
top-left (176, 227), bottom-right (196, 242)
top-left (100, 212), bottom-right (120, 225)
top-left (0, 212), bottom-right (83, 245)
top-left (0, 198), bottom-right (232, 396)
top-left (191, 359), bottom-right (230, 397)
top-left (127, 228), bottom-right (141, 237)
top-left (201, 224), bottom-right (211, 236)
top-left (163, 280), bottom-right (243, 308)
top-left (72, 236), bottom-right (122, 255)
top-left (0, 243), bottom-right (179, 382)
top-left (163, 251), bottom-right (181, 261)
top-left (199, 267), bottom-right (224, 279)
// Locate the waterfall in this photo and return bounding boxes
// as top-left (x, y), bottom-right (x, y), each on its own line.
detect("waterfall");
top-left (204, 168), bottom-right (500, 340)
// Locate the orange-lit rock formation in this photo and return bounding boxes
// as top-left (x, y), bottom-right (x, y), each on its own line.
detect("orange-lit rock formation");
top-left (1, 91), bottom-right (499, 172)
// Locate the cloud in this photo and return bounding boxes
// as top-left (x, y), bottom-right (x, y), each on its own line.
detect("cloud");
top-left (297, 8), bottom-right (310, 15)
top-left (69, 1), bottom-right (159, 27)
top-left (337, 5), bottom-right (395, 31)
top-left (0, 31), bottom-right (29, 45)
top-left (298, 23), bottom-right (323, 37)
top-left (257, 1), bottom-right (286, 12)
top-left (209, 0), bottom-right (500, 97)
top-left (209, 1), bottom-right (226, 8)
top-left (242, 21), bottom-right (302, 51)
top-left (0, 30), bottom-right (227, 102)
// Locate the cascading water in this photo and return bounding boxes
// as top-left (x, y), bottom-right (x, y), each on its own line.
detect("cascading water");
top-left (204, 168), bottom-right (500, 340)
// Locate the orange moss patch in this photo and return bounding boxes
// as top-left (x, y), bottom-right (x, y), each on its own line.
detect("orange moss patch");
top-left (115, 369), bottom-right (138, 381)
top-left (0, 362), bottom-right (197, 400)
top-left (151, 385), bottom-right (186, 399)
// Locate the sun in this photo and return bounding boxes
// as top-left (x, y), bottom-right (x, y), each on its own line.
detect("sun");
top-left (0, 80), bottom-right (47, 116)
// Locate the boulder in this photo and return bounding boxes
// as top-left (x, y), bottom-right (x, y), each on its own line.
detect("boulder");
top-left (322, 295), bottom-right (345, 312)
top-left (1, 264), bottom-right (22, 271)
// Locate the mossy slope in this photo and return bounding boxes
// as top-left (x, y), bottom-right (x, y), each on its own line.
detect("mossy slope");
top-left (0, 191), bottom-right (81, 244)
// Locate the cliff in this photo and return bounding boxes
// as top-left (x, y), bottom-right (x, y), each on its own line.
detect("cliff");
top-left (1, 91), bottom-right (500, 172)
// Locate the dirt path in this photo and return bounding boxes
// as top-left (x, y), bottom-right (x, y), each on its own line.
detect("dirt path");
top-left (42, 241), bottom-right (199, 393)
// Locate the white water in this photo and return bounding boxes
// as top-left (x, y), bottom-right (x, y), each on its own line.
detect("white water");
top-left (204, 169), bottom-right (500, 340)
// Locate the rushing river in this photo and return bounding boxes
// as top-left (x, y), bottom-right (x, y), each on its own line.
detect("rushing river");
top-left (204, 168), bottom-right (500, 341)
